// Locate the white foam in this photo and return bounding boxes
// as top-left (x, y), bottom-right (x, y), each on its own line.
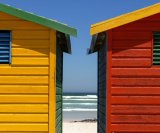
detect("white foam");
top-left (63, 108), bottom-right (97, 112)
top-left (63, 98), bottom-right (97, 101)
top-left (63, 95), bottom-right (97, 99)
top-left (63, 103), bottom-right (97, 105)
top-left (86, 95), bottom-right (97, 98)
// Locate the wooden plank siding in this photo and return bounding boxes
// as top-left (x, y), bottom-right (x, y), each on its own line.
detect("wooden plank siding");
top-left (98, 36), bottom-right (106, 133)
top-left (56, 36), bottom-right (63, 133)
top-left (0, 12), bottom-right (50, 132)
top-left (108, 13), bottom-right (160, 133)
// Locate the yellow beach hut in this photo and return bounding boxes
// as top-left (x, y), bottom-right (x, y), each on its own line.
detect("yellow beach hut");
top-left (0, 4), bottom-right (77, 133)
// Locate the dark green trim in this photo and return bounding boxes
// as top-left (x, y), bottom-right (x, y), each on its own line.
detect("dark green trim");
top-left (57, 32), bottom-right (71, 54)
top-left (56, 41), bottom-right (63, 133)
top-left (65, 34), bottom-right (71, 54)
top-left (0, 4), bottom-right (77, 37)
top-left (88, 34), bottom-right (98, 54)
top-left (88, 32), bottom-right (106, 54)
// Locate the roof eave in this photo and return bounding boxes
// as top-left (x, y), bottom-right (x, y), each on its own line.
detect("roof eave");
top-left (88, 34), bottom-right (98, 54)
top-left (0, 4), bottom-right (77, 37)
top-left (57, 32), bottom-right (72, 54)
top-left (65, 34), bottom-right (72, 54)
top-left (88, 32), bottom-right (106, 54)
top-left (90, 2), bottom-right (160, 35)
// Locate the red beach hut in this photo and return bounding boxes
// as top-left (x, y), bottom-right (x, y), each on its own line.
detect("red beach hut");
top-left (89, 3), bottom-right (160, 133)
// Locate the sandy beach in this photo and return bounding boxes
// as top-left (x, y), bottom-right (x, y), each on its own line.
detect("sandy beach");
top-left (63, 122), bottom-right (97, 133)
top-left (63, 94), bottom-right (97, 133)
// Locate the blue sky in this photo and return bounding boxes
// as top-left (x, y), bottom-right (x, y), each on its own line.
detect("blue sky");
top-left (0, 0), bottom-right (160, 93)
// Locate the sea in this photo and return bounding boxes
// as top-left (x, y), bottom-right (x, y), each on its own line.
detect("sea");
top-left (63, 93), bottom-right (97, 122)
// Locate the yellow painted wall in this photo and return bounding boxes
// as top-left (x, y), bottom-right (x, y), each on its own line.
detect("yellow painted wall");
top-left (0, 12), bottom-right (56, 133)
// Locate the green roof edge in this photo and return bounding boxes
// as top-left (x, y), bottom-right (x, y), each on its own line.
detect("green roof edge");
top-left (0, 4), bottom-right (77, 37)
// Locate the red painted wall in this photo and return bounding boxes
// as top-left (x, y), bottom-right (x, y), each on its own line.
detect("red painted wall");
top-left (107, 13), bottom-right (160, 133)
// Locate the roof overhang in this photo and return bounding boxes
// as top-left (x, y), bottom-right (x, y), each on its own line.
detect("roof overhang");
top-left (88, 32), bottom-right (106, 54)
top-left (0, 4), bottom-right (77, 37)
top-left (90, 2), bottom-right (160, 35)
top-left (0, 4), bottom-right (77, 54)
top-left (57, 32), bottom-right (72, 54)
top-left (89, 2), bottom-right (160, 54)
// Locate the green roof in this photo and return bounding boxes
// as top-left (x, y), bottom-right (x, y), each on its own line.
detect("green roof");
top-left (0, 4), bottom-right (77, 37)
